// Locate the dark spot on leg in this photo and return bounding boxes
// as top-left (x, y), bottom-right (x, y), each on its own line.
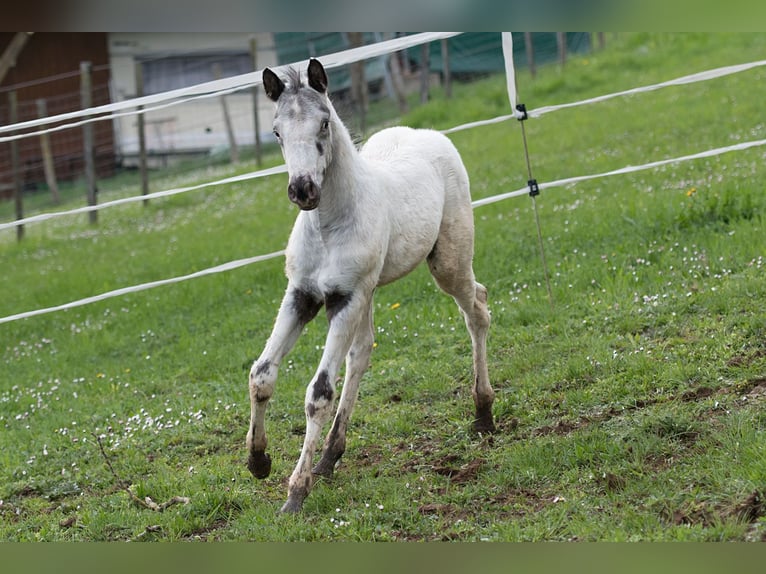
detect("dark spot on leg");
top-left (325, 290), bottom-right (352, 323)
top-left (312, 370), bottom-right (333, 402)
top-left (292, 289), bottom-right (322, 325)
top-left (247, 449), bottom-right (272, 479)
top-left (473, 403), bottom-right (496, 434)
top-left (313, 414), bottom-right (346, 477)
top-left (255, 360), bottom-right (271, 376)
top-left (306, 403), bottom-right (316, 418)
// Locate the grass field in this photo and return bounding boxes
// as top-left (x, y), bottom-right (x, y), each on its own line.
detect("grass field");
top-left (1, 32), bottom-right (765, 541)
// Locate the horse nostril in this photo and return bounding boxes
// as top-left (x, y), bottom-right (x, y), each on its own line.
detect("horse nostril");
top-left (287, 177), bottom-right (320, 209)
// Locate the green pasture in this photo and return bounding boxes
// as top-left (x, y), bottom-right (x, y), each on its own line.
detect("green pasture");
top-left (1, 33), bottom-right (765, 541)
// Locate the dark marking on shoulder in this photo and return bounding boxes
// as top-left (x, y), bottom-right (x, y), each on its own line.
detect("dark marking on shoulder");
top-left (292, 289), bottom-right (323, 325)
top-left (312, 370), bottom-right (333, 402)
top-left (325, 290), bottom-right (352, 323)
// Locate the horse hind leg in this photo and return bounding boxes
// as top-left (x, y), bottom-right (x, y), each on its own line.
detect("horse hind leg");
top-left (427, 232), bottom-right (496, 433)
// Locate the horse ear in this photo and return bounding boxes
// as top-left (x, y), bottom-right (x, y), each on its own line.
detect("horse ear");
top-left (262, 68), bottom-right (285, 102)
top-left (307, 58), bottom-right (328, 94)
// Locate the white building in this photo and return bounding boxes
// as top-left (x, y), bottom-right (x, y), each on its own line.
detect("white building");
top-left (108, 33), bottom-right (278, 165)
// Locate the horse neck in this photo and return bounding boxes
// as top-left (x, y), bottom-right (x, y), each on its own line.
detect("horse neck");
top-left (316, 111), bottom-right (366, 223)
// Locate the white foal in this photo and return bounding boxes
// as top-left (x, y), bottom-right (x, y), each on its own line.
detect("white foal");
top-left (247, 58), bottom-right (494, 513)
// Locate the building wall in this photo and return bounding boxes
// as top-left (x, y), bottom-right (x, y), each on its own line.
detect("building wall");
top-left (108, 33), bottom-right (277, 164)
top-left (0, 33), bottom-right (114, 194)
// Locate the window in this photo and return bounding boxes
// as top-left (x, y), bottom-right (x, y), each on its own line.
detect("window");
top-left (141, 53), bottom-right (252, 95)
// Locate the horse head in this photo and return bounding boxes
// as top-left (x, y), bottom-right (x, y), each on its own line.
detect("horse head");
top-left (263, 59), bottom-right (333, 211)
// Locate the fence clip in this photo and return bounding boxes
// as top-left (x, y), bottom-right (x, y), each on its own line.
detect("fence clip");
top-left (515, 103), bottom-right (528, 121)
top-left (527, 178), bottom-right (540, 197)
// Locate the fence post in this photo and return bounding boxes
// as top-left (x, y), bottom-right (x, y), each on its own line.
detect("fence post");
top-left (385, 34), bottom-right (409, 113)
top-left (80, 61), bottom-right (97, 224)
top-left (36, 98), bottom-right (60, 205)
top-left (250, 36), bottom-right (262, 167)
top-left (557, 32), bottom-right (567, 67)
top-left (441, 38), bottom-right (452, 99)
top-left (524, 32), bottom-right (536, 78)
top-left (134, 60), bottom-right (150, 205)
top-left (9, 90), bottom-right (23, 241)
top-left (420, 42), bottom-right (430, 103)
top-left (347, 32), bottom-right (368, 135)
top-left (213, 63), bottom-right (239, 164)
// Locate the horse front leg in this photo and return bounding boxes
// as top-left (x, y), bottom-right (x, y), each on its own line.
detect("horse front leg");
top-left (247, 285), bottom-right (322, 479)
top-left (312, 298), bottom-right (374, 478)
top-left (280, 288), bottom-right (372, 513)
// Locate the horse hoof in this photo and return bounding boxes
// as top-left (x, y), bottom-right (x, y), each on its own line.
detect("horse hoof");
top-left (472, 416), bottom-right (496, 434)
top-left (247, 450), bottom-right (272, 479)
top-left (312, 455), bottom-right (340, 478)
top-left (279, 491), bottom-right (306, 514)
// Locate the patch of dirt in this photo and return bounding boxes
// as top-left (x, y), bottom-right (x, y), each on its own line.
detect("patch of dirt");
top-left (490, 487), bottom-right (551, 515)
top-left (663, 506), bottom-right (716, 528)
top-left (531, 419), bottom-right (583, 437)
top-left (596, 472), bottom-right (628, 492)
top-left (681, 387), bottom-right (715, 402)
top-left (727, 347), bottom-right (766, 368)
top-left (737, 378), bottom-right (766, 400)
top-left (354, 445), bottom-right (385, 469)
top-left (432, 458), bottom-right (484, 484)
top-left (725, 490), bottom-right (766, 523)
top-left (185, 518), bottom-right (229, 541)
top-left (661, 489), bottom-right (766, 529)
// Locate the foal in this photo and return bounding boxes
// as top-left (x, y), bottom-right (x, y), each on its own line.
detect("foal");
top-left (247, 59), bottom-right (494, 513)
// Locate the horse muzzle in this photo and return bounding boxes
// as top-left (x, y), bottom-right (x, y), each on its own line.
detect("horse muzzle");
top-left (287, 176), bottom-right (320, 211)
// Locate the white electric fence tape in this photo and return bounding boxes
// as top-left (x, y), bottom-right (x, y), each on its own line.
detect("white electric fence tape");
top-left (0, 250), bottom-right (286, 325)
top-left (0, 165), bottom-right (288, 232)
top-left (0, 32), bottom-right (461, 143)
top-left (2, 34), bottom-right (765, 325)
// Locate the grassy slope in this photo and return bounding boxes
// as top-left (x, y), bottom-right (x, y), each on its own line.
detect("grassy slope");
top-left (1, 33), bottom-right (765, 541)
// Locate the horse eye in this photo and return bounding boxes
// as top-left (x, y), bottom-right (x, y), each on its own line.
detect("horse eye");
top-left (320, 119), bottom-right (329, 132)
top-left (273, 129), bottom-right (281, 140)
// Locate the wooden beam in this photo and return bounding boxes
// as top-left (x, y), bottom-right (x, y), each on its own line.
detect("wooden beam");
top-left (0, 32), bottom-right (33, 85)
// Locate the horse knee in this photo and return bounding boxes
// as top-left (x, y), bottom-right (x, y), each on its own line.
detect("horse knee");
top-left (475, 282), bottom-right (488, 305)
top-left (250, 360), bottom-right (276, 403)
top-left (305, 370), bottom-right (335, 421)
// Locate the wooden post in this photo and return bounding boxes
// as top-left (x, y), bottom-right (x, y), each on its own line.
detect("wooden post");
top-left (385, 34), bottom-right (408, 113)
top-left (598, 32), bottom-right (606, 50)
top-left (0, 33), bottom-right (32, 85)
top-left (347, 33), bottom-right (367, 135)
top-left (420, 42), bottom-right (430, 104)
top-left (80, 61), bottom-right (97, 224)
top-left (524, 32), bottom-right (536, 78)
top-left (9, 91), bottom-right (23, 240)
top-left (213, 63), bottom-right (239, 163)
top-left (441, 38), bottom-right (451, 99)
top-left (557, 32), bottom-right (567, 67)
top-left (36, 98), bottom-right (60, 205)
top-left (134, 61), bottom-right (149, 204)
top-left (250, 36), bottom-right (262, 167)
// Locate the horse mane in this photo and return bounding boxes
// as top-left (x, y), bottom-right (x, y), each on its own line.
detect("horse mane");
top-left (283, 67), bottom-right (304, 93)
